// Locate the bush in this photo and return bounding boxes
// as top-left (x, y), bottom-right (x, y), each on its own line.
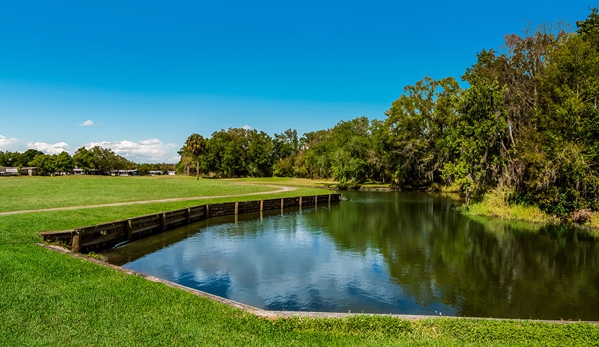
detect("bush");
top-left (571, 209), bottom-right (592, 224)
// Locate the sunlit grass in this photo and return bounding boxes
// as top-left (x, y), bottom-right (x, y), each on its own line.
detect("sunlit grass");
top-left (467, 188), bottom-right (552, 224)
top-left (589, 212), bottom-right (599, 233)
top-left (360, 182), bottom-right (391, 188)
top-left (438, 183), bottom-right (461, 193)
top-left (0, 175), bottom-right (279, 212)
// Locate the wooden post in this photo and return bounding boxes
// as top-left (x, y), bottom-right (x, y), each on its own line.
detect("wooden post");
top-left (72, 231), bottom-right (81, 253)
top-left (126, 219), bottom-right (133, 240)
top-left (299, 196), bottom-right (302, 207)
top-left (260, 200), bottom-right (264, 211)
top-left (235, 202), bottom-right (239, 215)
top-left (280, 198), bottom-right (284, 209)
top-left (328, 194), bottom-right (331, 204)
top-left (314, 195), bottom-right (317, 207)
top-left (186, 208), bottom-right (191, 223)
top-left (161, 213), bottom-right (167, 231)
top-left (206, 204), bottom-right (210, 218)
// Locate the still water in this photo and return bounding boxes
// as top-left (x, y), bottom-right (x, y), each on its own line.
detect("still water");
top-left (103, 191), bottom-right (599, 320)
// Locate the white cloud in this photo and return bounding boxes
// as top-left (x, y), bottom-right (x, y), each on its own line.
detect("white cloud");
top-left (26, 141), bottom-right (70, 154)
top-left (79, 120), bottom-right (95, 126)
top-left (242, 125), bottom-right (251, 130)
top-left (85, 138), bottom-right (178, 163)
top-left (0, 135), bottom-right (18, 150)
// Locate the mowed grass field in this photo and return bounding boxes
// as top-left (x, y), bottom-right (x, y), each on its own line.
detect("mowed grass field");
top-left (0, 175), bottom-right (286, 212)
top-left (1, 176), bottom-right (598, 346)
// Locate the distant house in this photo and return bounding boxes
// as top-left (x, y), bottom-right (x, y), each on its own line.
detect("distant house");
top-left (167, 171), bottom-right (176, 176)
top-left (0, 167), bottom-right (18, 176)
top-left (148, 170), bottom-right (163, 176)
top-left (22, 167), bottom-right (38, 175)
top-left (73, 168), bottom-right (101, 175)
top-left (0, 167), bottom-right (38, 176)
top-left (110, 169), bottom-right (140, 176)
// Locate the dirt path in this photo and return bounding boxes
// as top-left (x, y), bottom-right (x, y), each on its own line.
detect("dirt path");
top-left (0, 185), bottom-right (296, 216)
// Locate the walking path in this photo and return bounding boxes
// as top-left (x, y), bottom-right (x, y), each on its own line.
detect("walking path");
top-left (0, 185), bottom-right (296, 216)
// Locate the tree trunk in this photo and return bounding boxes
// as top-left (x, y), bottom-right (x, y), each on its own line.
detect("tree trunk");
top-left (196, 161), bottom-right (200, 180)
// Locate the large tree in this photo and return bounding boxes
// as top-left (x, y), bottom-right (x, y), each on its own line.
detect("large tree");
top-left (385, 77), bottom-right (460, 188)
top-left (442, 76), bottom-right (508, 206)
top-left (54, 151), bottom-right (75, 173)
top-left (272, 129), bottom-right (299, 177)
top-left (184, 133), bottom-right (207, 180)
top-left (73, 147), bottom-right (94, 171)
top-left (29, 154), bottom-right (56, 176)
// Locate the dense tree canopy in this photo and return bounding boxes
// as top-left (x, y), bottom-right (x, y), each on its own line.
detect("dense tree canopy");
top-left (72, 146), bottom-right (134, 174)
top-left (178, 8), bottom-right (599, 218)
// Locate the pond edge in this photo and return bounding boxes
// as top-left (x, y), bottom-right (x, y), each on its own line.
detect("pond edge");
top-left (41, 194), bottom-right (341, 254)
top-left (38, 243), bottom-right (599, 325)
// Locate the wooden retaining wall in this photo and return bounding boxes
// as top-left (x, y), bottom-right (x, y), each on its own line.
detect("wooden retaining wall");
top-left (41, 194), bottom-right (342, 254)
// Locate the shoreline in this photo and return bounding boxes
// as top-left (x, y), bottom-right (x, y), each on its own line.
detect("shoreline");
top-left (39, 243), bottom-right (599, 325)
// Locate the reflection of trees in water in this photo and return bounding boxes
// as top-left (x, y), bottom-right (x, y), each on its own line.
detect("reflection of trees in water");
top-left (311, 192), bottom-right (599, 320)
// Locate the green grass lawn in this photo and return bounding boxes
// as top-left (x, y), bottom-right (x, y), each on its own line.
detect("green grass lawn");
top-left (1, 176), bottom-right (598, 346)
top-left (0, 175), bottom-right (284, 212)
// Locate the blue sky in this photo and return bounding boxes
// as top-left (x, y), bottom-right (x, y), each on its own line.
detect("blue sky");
top-left (0, 1), bottom-right (593, 163)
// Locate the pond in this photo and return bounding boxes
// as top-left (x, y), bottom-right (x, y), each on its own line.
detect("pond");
top-left (102, 191), bottom-right (599, 320)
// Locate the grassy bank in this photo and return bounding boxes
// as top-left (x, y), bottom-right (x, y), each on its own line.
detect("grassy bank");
top-left (592, 213), bottom-right (599, 229)
top-left (466, 189), bottom-right (552, 224)
top-left (2, 176), bottom-right (598, 346)
top-left (465, 188), bottom-right (599, 232)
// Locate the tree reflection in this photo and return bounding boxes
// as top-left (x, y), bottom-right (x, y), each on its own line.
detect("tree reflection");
top-left (311, 191), bottom-right (599, 320)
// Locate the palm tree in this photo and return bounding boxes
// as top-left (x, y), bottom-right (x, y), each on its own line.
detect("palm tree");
top-left (184, 133), bottom-right (206, 180)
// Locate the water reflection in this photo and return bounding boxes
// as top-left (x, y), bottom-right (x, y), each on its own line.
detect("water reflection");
top-left (105, 192), bottom-right (599, 319)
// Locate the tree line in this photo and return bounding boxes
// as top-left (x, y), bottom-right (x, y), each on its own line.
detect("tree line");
top-left (180, 9), bottom-right (599, 217)
top-left (0, 147), bottom-right (174, 175)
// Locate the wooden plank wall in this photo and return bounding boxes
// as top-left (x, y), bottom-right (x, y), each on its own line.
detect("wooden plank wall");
top-left (41, 194), bottom-right (342, 254)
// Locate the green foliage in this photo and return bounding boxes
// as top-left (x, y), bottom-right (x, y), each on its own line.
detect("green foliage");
top-left (302, 117), bottom-right (388, 183)
top-left (136, 162), bottom-right (175, 175)
top-left (72, 146), bottom-right (134, 174)
top-left (0, 149), bottom-right (43, 167)
top-left (385, 77), bottom-right (460, 188)
top-left (184, 133), bottom-right (207, 180)
top-left (29, 154), bottom-right (56, 175)
top-left (384, 8), bottom-right (599, 215)
top-left (16, 151), bottom-right (75, 176)
top-left (442, 76), bottom-right (508, 205)
top-left (72, 147), bottom-right (94, 170)
top-left (183, 117), bottom-right (389, 184)
top-left (272, 129), bottom-right (300, 177)
top-left (576, 7), bottom-right (599, 49)
top-left (467, 188), bottom-right (552, 223)
top-left (175, 9), bottom-right (599, 219)
top-left (54, 151), bottom-right (75, 173)
top-left (522, 23), bottom-right (599, 217)
top-left (201, 128), bottom-right (274, 178)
